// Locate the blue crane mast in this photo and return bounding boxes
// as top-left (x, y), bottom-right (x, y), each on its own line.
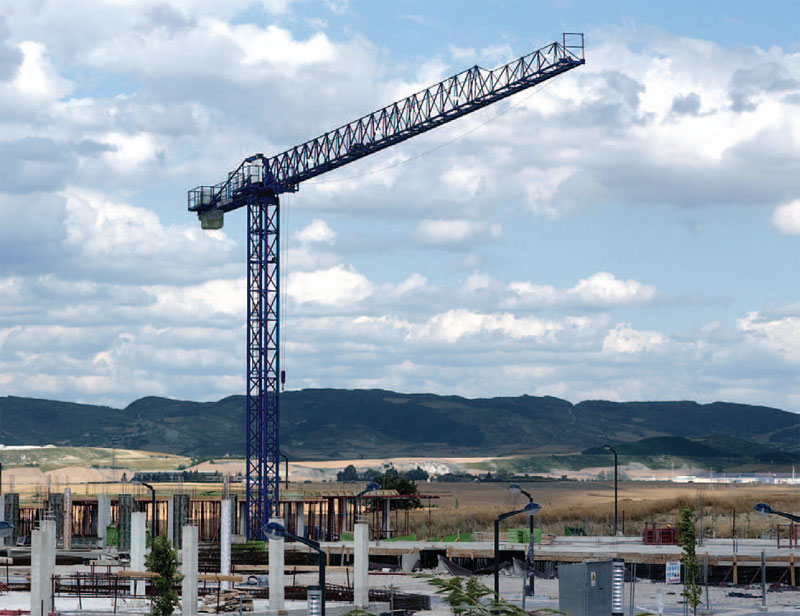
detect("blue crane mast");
top-left (188, 33), bottom-right (584, 538)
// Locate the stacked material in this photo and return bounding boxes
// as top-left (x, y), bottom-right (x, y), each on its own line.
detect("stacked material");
top-left (199, 589), bottom-right (254, 613)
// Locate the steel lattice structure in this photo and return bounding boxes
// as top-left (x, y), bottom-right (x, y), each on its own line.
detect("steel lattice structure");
top-left (188, 33), bottom-right (584, 538)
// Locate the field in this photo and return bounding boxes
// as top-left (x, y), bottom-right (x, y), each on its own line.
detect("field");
top-left (404, 480), bottom-right (800, 539)
top-left (1, 449), bottom-right (798, 539)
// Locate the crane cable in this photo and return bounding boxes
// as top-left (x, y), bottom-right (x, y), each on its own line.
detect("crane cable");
top-left (305, 76), bottom-right (559, 186)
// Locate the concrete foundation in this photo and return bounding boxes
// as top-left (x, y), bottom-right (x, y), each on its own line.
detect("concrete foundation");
top-left (31, 519), bottom-right (56, 616)
top-left (181, 525), bottom-right (198, 616)
top-left (354, 523), bottom-right (369, 607)
top-left (97, 494), bottom-right (111, 548)
top-left (131, 512), bottom-right (147, 595)
top-left (268, 517), bottom-right (285, 611)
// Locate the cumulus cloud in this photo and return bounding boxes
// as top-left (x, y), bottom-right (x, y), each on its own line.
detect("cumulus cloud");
top-left (0, 8), bottom-right (797, 411)
top-left (772, 200), bottom-right (800, 235)
top-left (415, 219), bottom-right (502, 246)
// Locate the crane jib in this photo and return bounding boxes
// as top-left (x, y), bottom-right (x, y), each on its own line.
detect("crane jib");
top-left (187, 32), bottom-right (584, 538)
top-left (188, 34), bottom-right (584, 221)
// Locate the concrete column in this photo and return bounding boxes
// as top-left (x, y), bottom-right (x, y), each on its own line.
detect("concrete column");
top-left (97, 494), bottom-right (111, 548)
top-left (354, 523), bottom-right (369, 607)
top-left (31, 519), bottom-right (56, 616)
top-left (131, 512), bottom-right (147, 595)
top-left (220, 500), bottom-right (231, 590)
top-left (268, 516), bottom-right (285, 611)
top-left (0, 494), bottom-right (4, 547)
top-left (63, 488), bottom-right (72, 550)
top-left (172, 494), bottom-right (189, 549)
top-left (382, 499), bottom-right (391, 537)
top-left (181, 525), bottom-right (198, 616)
top-left (167, 496), bottom-right (174, 545)
top-left (296, 502), bottom-right (305, 539)
top-left (118, 494), bottom-right (133, 551)
top-left (3, 493), bottom-right (19, 546)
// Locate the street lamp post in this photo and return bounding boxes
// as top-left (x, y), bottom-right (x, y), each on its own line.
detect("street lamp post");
top-left (263, 521), bottom-right (327, 616)
top-left (356, 481), bottom-right (380, 527)
top-left (753, 502), bottom-right (800, 523)
top-left (494, 501), bottom-right (542, 600)
top-left (509, 484), bottom-right (536, 598)
top-left (604, 445), bottom-right (618, 536)
top-left (133, 479), bottom-right (157, 541)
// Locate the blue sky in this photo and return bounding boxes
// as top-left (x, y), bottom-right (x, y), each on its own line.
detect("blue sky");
top-left (0, 0), bottom-right (798, 413)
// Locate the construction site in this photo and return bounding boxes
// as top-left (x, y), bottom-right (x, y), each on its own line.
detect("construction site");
top-left (2, 22), bottom-right (799, 616)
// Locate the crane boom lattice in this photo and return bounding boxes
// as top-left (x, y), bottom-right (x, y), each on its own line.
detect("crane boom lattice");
top-left (188, 33), bottom-right (584, 538)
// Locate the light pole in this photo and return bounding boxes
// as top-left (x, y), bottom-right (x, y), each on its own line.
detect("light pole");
top-left (356, 481), bottom-right (380, 527)
top-left (604, 444), bottom-right (618, 536)
top-left (279, 452), bottom-right (289, 490)
top-left (753, 502), bottom-right (800, 523)
top-left (494, 501), bottom-right (541, 600)
top-left (133, 478), bottom-right (157, 541)
top-left (509, 484), bottom-right (536, 597)
top-left (263, 521), bottom-right (327, 616)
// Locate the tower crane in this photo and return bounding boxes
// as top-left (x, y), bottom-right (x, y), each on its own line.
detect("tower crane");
top-left (188, 33), bottom-right (585, 538)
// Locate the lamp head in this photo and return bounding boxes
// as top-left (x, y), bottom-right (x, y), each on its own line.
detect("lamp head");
top-left (523, 501), bottom-right (542, 517)
top-left (509, 484), bottom-right (522, 494)
top-left (753, 502), bottom-right (773, 516)
top-left (603, 444), bottom-right (612, 451)
top-left (365, 481), bottom-right (380, 492)
top-left (262, 521), bottom-right (287, 540)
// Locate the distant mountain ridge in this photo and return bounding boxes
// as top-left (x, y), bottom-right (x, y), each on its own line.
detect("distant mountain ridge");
top-left (1, 390), bottom-right (797, 461)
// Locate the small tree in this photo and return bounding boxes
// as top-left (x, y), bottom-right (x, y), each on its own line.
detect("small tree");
top-left (145, 536), bottom-right (182, 616)
top-left (678, 506), bottom-right (702, 615)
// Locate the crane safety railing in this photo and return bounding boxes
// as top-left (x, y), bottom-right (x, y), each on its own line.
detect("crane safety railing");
top-left (188, 33), bottom-right (584, 214)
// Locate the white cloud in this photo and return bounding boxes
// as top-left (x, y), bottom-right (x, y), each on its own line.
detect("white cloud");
top-left (415, 219), bottom-right (501, 246)
top-left (288, 265), bottom-right (372, 305)
top-left (295, 219), bottom-right (336, 244)
top-left (507, 272), bottom-right (657, 308)
top-left (772, 200), bottom-right (800, 235)
top-left (602, 323), bottom-right (664, 354)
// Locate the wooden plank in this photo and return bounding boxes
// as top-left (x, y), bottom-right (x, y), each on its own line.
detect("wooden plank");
top-left (198, 574), bottom-right (244, 582)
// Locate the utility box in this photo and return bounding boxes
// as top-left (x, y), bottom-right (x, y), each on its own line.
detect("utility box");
top-left (558, 559), bottom-right (616, 616)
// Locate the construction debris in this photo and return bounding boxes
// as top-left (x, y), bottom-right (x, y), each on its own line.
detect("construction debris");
top-left (200, 589), bottom-right (254, 613)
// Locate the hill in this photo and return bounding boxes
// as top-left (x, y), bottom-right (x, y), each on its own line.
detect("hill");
top-left (1, 390), bottom-right (798, 464)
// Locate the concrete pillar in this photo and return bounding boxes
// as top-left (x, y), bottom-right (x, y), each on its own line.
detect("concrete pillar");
top-left (118, 494), bottom-right (134, 551)
top-left (382, 499), bottom-right (391, 537)
top-left (228, 495), bottom-right (238, 536)
top-left (48, 492), bottom-right (64, 542)
top-left (220, 500), bottom-right (231, 590)
top-left (167, 497), bottom-right (174, 545)
top-left (31, 519), bottom-right (56, 616)
top-left (181, 525), bottom-right (198, 616)
top-left (354, 523), bottom-right (369, 607)
top-left (296, 502), bottom-right (305, 539)
top-left (0, 494), bottom-right (4, 547)
top-left (3, 493), bottom-right (19, 546)
top-left (97, 494), bottom-right (111, 548)
top-left (131, 512), bottom-right (147, 595)
top-left (268, 516), bottom-right (285, 611)
top-left (172, 494), bottom-right (189, 549)
top-left (63, 488), bottom-right (72, 550)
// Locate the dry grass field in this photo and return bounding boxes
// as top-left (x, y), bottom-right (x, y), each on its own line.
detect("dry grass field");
top-left (406, 481), bottom-right (800, 539)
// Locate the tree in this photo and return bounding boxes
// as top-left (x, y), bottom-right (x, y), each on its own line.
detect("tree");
top-left (678, 506), bottom-right (702, 615)
top-left (337, 464), bottom-right (359, 482)
top-left (374, 471), bottom-right (421, 509)
top-left (145, 536), bottom-right (182, 616)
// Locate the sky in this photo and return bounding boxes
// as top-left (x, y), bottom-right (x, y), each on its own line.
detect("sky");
top-left (0, 0), bottom-right (798, 412)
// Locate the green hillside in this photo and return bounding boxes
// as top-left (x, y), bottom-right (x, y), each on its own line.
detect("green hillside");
top-left (1, 390), bottom-right (798, 466)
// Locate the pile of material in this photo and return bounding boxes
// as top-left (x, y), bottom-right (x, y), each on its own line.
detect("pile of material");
top-left (199, 589), bottom-right (254, 613)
